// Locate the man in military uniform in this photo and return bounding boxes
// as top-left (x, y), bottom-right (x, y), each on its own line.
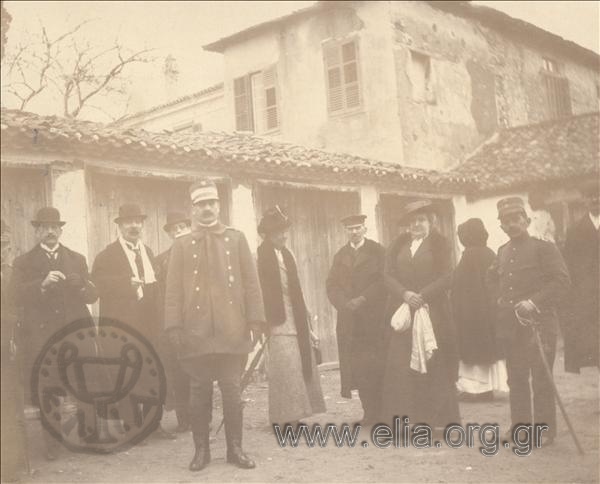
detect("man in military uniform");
top-left (164, 179), bottom-right (265, 472)
top-left (11, 208), bottom-right (98, 460)
top-left (326, 214), bottom-right (387, 425)
top-left (156, 211), bottom-right (193, 432)
top-left (487, 197), bottom-right (570, 445)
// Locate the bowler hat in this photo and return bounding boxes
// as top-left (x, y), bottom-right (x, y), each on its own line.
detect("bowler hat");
top-left (398, 200), bottom-right (434, 223)
top-left (189, 178), bottom-right (219, 204)
top-left (341, 214), bottom-right (367, 227)
top-left (114, 203), bottom-right (147, 223)
top-left (497, 197), bottom-right (526, 219)
top-left (31, 207), bottom-right (66, 227)
top-left (1, 219), bottom-right (11, 243)
top-left (163, 211), bottom-right (191, 232)
top-left (258, 205), bottom-right (291, 235)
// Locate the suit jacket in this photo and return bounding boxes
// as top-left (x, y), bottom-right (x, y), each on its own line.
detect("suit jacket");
top-left (91, 240), bottom-right (159, 343)
top-left (164, 223), bottom-right (265, 359)
top-left (326, 238), bottom-right (387, 397)
top-left (11, 244), bottom-right (97, 377)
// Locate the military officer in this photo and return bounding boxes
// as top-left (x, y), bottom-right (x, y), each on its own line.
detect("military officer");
top-left (164, 178), bottom-right (265, 472)
top-left (487, 197), bottom-right (570, 446)
top-left (326, 214), bottom-right (387, 424)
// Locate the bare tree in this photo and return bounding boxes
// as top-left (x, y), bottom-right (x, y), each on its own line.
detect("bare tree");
top-left (2, 19), bottom-right (154, 119)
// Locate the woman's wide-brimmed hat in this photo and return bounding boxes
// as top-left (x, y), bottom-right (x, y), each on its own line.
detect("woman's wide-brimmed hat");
top-left (257, 205), bottom-right (291, 235)
top-left (163, 211), bottom-right (191, 232)
top-left (398, 200), bottom-right (435, 223)
top-left (31, 207), bottom-right (66, 227)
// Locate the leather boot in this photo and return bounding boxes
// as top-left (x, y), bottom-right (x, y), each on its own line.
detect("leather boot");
top-left (189, 433), bottom-right (210, 472)
top-left (226, 443), bottom-right (255, 469)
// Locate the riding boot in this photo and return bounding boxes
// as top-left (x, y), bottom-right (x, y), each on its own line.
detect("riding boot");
top-left (189, 432), bottom-right (210, 472)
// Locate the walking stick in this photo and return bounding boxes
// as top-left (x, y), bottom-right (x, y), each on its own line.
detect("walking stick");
top-left (215, 334), bottom-right (269, 435)
top-left (515, 310), bottom-right (585, 455)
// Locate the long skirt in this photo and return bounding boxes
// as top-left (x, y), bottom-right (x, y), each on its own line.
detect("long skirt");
top-left (380, 328), bottom-right (460, 429)
top-left (267, 335), bottom-right (326, 425)
top-left (456, 360), bottom-right (509, 394)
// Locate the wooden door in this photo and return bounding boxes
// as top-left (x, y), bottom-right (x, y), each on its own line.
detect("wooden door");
top-left (254, 183), bottom-right (361, 363)
top-left (87, 172), bottom-right (230, 262)
top-left (0, 167), bottom-right (50, 260)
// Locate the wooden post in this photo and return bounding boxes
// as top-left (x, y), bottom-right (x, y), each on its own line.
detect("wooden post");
top-left (360, 186), bottom-right (380, 242)
top-left (231, 180), bottom-right (258, 252)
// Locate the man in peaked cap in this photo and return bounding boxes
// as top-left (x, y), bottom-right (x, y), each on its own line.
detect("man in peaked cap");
top-left (164, 178), bottom-right (265, 472)
top-left (326, 214), bottom-right (387, 425)
top-left (91, 203), bottom-right (175, 440)
top-left (561, 179), bottom-right (599, 373)
top-left (486, 196), bottom-right (570, 446)
top-left (156, 211), bottom-right (193, 433)
top-left (11, 208), bottom-right (97, 461)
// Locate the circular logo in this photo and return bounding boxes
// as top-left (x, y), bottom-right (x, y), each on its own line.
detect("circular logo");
top-left (31, 318), bottom-right (167, 454)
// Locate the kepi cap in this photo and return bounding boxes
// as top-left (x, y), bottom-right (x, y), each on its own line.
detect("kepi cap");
top-left (189, 178), bottom-right (219, 204)
top-left (497, 197), bottom-right (527, 219)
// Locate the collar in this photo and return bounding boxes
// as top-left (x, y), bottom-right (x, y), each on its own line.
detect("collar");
top-left (191, 221), bottom-right (228, 238)
top-left (119, 236), bottom-right (141, 251)
top-left (589, 212), bottom-right (600, 230)
top-left (350, 238), bottom-right (365, 250)
top-left (40, 242), bottom-right (60, 253)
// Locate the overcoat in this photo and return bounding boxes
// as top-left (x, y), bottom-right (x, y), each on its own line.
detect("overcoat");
top-left (326, 238), bottom-right (387, 398)
top-left (380, 231), bottom-right (460, 427)
top-left (91, 240), bottom-right (159, 344)
top-left (11, 244), bottom-right (97, 392)
top-left (163, 223), bottom-right (265, 359)
top-left (561, 216), bottom-right (598, 371)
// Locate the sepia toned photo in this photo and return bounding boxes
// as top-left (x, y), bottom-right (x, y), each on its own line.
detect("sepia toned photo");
top-left (1, 1), bottom-right (598, 483)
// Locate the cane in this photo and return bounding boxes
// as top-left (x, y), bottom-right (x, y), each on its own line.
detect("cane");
top-left (215, 334), bottom-right (269, 435)
top-left (514, 309), bottom-right (585, 455)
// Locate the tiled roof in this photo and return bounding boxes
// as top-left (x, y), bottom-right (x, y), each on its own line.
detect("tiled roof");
top-left (114, 82), bottom-right (224, 125)
top-left (0, 108), bottom-right (470, 190)
top-left (452, 112), bottom-right (600, 193)
top-left (204, 0), bottom-right (599, 66)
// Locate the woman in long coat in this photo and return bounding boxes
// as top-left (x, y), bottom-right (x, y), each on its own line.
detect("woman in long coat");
top-left (452, 218), bottom-right (507, 401)
top-left (256, 206), bottom-right (326, 425)
top-left (380, 200), bottom-right (460, 429)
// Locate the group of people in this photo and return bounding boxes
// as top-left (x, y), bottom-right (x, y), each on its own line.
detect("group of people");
top-left (0, 176), bottom-right (598, 478)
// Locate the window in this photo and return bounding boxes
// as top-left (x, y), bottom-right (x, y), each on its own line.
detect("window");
top-left (409, 50), bottom-right (435, 103)
top-left (323, 39), bottom-right (362, 114)
top-left (541, 58), bottom-right (572, 118)
top-left (233, 65), bottom-right (279, 133)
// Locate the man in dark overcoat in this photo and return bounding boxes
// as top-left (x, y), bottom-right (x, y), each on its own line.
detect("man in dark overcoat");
top-left (487, 197), bottom-right (570, 445)
top-left (91, 203), bottom-right (174, 439)
top-left (326, 214), bottom-right (387, 424)
top-left (11, 208), bottom-right (97, 460)
top-left (156, 211), bottom-right (193, 432)
top-left (562, 180), bottom-right (599, 372)
top-left (164, 178), bottom-right (265, 472)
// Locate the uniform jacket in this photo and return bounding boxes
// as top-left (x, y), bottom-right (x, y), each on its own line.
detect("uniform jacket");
top-left (11, 244), bottom-right (97, 380)
top-left (326, 238), bottom-right (387, 398)
top-left (91, 240), bottom-right (159, 342)
top-left (487, 234), bottom-right (570, 341)
top-left (163, 223), bottom-right (265, 358)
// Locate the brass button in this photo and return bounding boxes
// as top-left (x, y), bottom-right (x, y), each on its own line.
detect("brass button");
top-left (193, 254), bottom-right (197, 259)
top-left (192, 240), bottom-right (196, 245)
top-left (195, 287), bottom-right (200, 291)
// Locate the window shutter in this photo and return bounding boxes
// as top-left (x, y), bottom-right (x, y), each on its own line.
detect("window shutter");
top-left (342, 41), bottom-right (361, 109)
top-left (263, 65), bottom-right (279, 131)
top-left (234, 76), bottom-right (254, 131)
top-left (544, 74), bottom-right (572, 119)
top-left (324, 42), bottom-right (344, 112)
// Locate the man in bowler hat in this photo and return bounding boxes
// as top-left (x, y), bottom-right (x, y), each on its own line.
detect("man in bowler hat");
top-left (164, 178), bottom-right (265, 471)
top-left (91, 203), bottom-right (175, 440)
top-left (326, 214), bottom-right (387, 425)
top-left (487, 197), bottom-right (570, 445)
top-left (11, 208), bottom-right (97, 460)
top-left (156, 211), bottom-right (194, 432)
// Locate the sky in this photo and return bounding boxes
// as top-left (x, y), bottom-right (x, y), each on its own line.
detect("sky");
top-left (2, 1), bottom-right (598, 122)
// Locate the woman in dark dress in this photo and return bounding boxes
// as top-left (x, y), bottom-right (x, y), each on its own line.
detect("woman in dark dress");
top-left (380, 200), bottom-right (460, 430)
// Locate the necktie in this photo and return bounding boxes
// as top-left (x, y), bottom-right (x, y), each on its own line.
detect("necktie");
top-left (133, 247), bottom-right (145, 281)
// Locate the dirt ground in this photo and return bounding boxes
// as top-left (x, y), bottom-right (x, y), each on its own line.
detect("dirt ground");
top-left (19, 346), bottom-right (599, 484)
